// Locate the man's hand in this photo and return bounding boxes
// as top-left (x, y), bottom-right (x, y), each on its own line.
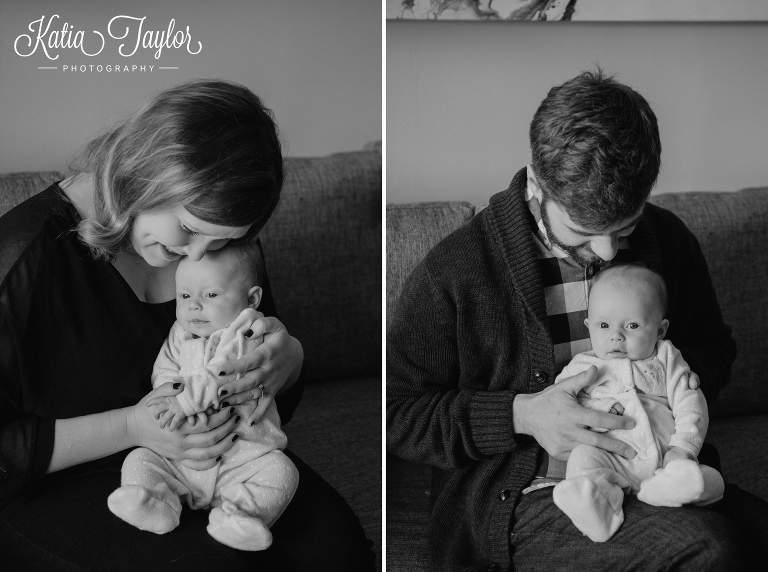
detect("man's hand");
top-left (513, 366), bottom-right (638, 461)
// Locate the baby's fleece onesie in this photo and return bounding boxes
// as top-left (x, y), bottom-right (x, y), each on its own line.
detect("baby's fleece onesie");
top-left (108, 308), bottom-right (299, 551)
top-left (557, 338), bottom-right (706, 489)
top-left (551, 339), bottom-right (724, 542)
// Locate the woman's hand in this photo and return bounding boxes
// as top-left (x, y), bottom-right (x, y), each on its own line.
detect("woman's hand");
top-left (215, 315), bottom-right (304, 426)
top-left (128, 382), bottom-right (241, 470)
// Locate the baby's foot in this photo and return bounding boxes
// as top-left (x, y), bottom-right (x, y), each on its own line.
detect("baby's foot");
top-left (639, 459), bottom-right (723, 507)
top-left (638, 459), bottom-right (703, 507)
top-left (107, 484), bottom-right (181, 534)
top-left (553, 477), bottom-right (624, 542)
top-left (207, 506), bottom-right (272, 551)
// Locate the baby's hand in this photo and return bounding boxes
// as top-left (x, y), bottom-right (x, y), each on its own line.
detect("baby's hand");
top-left (157, 397), bottom-right (189, 432)
top-left (149, 400), bottom-right (169, 421)
top-left (608, 402), bottom-right (625, 416)
top-left (663, 446), bottom-right (696, 467)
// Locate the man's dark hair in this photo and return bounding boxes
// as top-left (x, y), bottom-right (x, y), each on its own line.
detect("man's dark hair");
top-left (529, 69), bottom-right (661, 230)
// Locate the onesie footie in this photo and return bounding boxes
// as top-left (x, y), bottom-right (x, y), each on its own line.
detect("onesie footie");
top-left (207, 506), bottom-right (272, 551)
top-left (107, 484), bottom-right (181, 534)
top-left (638, 459), bottom-right (724, 507)
top-left (553, 476), bottom-right (624, 542)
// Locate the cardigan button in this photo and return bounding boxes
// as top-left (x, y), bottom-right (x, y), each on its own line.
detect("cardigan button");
top-left (533, 371), bottom-right (548, 384)
top-left (498, 489), bottom-right (511, 502)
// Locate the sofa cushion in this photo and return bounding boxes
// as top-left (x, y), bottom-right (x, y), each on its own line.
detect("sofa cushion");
top-left (284, 376), bottom-right (382, 568)
top-left (650, 189), bottom-right (768, 417)
top-left (386, 453), bottom-right (430, 572)
top-left (707, 414), bottom-right (768, 502)
top-left (0, 172), bottom-right (64, 217)
top-left (386, 201), bottom-right (475, 328)
top-left (261, 150), bottom-right (382, 383)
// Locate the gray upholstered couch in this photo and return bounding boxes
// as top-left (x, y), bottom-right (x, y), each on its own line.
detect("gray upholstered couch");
top-left (386, 188), bottom-right (768, 571)
top-left (0, 145), bottom-right (382, 570)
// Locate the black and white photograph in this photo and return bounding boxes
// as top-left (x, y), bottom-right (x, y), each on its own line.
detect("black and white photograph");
top-left (0, 1), bottom-right (381, 570)
top-left (386, 5), bottom-right (768, 571)
top-left (6, 1), bottom-right (768, 571)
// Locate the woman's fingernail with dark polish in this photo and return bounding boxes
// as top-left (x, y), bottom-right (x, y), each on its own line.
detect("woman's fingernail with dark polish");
top-left (219, 390), bottom-right (228, 396)
top-left (245, 329), bottom-right (253, 338)
top-left (232, 435), bottom-right (239, 442)
top-left (173, 382), bottom-right (183, 389)
top-left (250, 421), bottom-right (255, 427)
top-left (219, 371), bottom-right (226, 376)
top-left (234, 416), bottom-right (241, 424)
top-left (216, 456), bottom-right (222, 462)
top-left (229, 407), bottom-right (235, 415)
top-left (222, 401), bottom-right (230, 407)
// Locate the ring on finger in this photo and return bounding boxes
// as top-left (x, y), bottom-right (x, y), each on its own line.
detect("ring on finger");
top-left (258, 383), bottom-right (265, 400)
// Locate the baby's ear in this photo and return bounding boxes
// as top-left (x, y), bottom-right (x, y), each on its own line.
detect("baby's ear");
top-left (584, 318), bottom-right (590, 328)
top-left (247, 286), bottom-right (262, 310)
top-left (658, 319), bottom-right (669, 340)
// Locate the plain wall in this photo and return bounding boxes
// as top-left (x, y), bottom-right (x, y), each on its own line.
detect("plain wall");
top-left (387, 20), bottom-right (768, 205)
top-left (0, 0), bottom-right (381, 173)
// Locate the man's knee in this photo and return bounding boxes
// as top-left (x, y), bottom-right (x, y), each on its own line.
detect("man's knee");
top-left (652, 509), bottom-right (744, 570)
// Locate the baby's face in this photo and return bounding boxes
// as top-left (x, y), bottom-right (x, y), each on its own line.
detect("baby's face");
top-left (586, 278), bottom-right (667, 361)
top-left (175, 251), bottom-right (253, 338)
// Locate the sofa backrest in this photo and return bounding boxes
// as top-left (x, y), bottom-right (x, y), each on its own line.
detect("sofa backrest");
top-left (0, 172), bottom-right (64, 214)
top-left (386, 202), bottom-right (475, 329)
top-left (387, 188), bottom-right (768, 418)
top-left (261, 149), bottom-right (382, 382)
top-left (0, 148), bottom-right (382, 384)
top-left (650, 189), bottom-right (768, 416)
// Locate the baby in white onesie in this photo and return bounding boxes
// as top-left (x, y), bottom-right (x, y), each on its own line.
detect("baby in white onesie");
top-left (108, 240), bottom-right (299, 551)
top-left (552, 263), bottom-right (724, 542)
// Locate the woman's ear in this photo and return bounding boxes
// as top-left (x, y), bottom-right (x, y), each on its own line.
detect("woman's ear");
top-left (658, 319), bottom-right (669, 340)
top-left (247, 286), bottom-right (263, 310)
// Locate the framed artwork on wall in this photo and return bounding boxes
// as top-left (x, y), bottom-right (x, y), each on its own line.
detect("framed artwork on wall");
top-left (386, 0), bottom-right (768, 22)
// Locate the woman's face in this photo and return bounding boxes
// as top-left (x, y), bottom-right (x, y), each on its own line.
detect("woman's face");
top-left (129, 206), bottom-right (252, 267)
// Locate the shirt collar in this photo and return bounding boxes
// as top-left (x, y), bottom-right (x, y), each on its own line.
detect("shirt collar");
top-left (524, 164), bottom-right (571, 259)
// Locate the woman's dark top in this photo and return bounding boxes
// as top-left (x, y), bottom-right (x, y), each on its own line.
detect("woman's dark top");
top-left (0, 184), bottom-right (302, 506)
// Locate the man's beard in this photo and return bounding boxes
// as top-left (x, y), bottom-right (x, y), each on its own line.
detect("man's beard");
top-left (540, 199), bottom-right (602, 268)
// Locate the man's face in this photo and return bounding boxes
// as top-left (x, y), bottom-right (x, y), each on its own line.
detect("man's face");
top-left (540, 197), bottom-right (642, 266)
